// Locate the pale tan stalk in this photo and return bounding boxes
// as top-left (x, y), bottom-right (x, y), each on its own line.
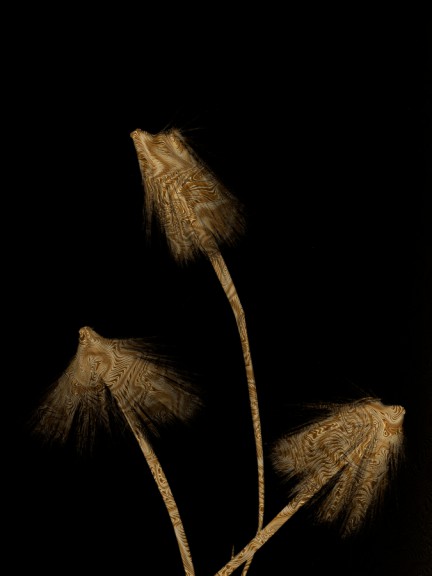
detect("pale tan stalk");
top-left (120, 409), bottom-right (195, 576)
top-left (209, 251), bottom-right (264, 575)
top-left (214, 471), bottom-right (333, 575)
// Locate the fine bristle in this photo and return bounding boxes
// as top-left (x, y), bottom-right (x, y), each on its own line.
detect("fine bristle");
top-left (271, 398), bottom-right (405, 537)
top-left (131, 128), bottom-right (246, 263)
top-left (31, 327), bottom-right (203, 452)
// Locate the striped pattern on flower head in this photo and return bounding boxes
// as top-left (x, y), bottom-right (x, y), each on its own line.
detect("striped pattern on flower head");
top-left (131, 128), bottom-right (246, 263)
top-left (32, 326), bottom-right (203, 452)
top-left (271, 398), bottom-right (405, 537)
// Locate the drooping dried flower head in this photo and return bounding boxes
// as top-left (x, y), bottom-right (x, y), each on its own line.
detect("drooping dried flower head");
top-left (271, 398), bottom-right (405, 537)
top-left (130, 128), bottom-right (246, 263)
top-left (33, 326), bottom-right (203, 452)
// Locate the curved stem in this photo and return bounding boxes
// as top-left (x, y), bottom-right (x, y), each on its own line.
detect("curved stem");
top-left (209, 251), bottom-right (265, 574)
top-left (120, 409), bottom-right (195, 576)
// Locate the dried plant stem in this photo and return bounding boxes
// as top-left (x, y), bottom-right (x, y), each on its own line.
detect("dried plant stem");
top-left (215, 474), bottom-right (332, 576)
top-left (120, 410), bottom-right (195, 576)
top-left (209, 252), bottom-right (264, 574)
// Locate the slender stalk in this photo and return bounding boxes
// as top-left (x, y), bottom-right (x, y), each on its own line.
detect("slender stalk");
top-left (120, 409), bottom-right (195, 576)
top-left (208, 251), bottom-right (264, 574)
top-left (214, 476), bottom-right (329, 576)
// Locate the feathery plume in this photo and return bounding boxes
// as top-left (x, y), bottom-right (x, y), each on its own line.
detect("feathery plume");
top-left (33, 326), bottom-right (202, 451)
top-left (271, 397), bottom-right (405, 537)
top-left (130, 128), bottom-right (246, 263)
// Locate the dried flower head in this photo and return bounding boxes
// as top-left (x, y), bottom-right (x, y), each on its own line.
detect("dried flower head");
top-left (32, 326), bottom-right (203, 452)
top-left (271, 398), bottom-right (405, 537)
top-left (130, 128), bottom-right (246, 262)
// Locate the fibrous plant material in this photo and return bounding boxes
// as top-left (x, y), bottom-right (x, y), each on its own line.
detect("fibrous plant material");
top-left (31, 127), bottom-right (409, 576)
top-left (33, 326), bottom-right (201, 576)
top-left (215, 398), bottom-right (405, 575)
top-left (130, 128), bottom-right (265, 574)
top-left (130, 128), bottom-right (246, 263)
top-left (271, 397), bottom-right (406, 536)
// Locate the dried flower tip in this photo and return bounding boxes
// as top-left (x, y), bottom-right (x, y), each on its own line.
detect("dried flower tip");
top-left (32, 326), bottom-right (203, 451)
top-left (131, 128), bottom-right (246, 262)
top-left (271, 398), bottom-right (405, 537)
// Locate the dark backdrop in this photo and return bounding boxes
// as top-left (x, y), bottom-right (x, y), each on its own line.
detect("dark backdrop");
top-left (6, 9), bottom-right (431, 576)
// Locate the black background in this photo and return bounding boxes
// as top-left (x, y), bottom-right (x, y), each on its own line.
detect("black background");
top-left (6, 8), bottom-right (431, 576)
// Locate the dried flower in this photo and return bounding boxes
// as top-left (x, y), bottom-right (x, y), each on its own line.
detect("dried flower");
top-left (33, 326), bottom-right (202, 452)
top-left (130, 128), bottom-right (246, 262)
top-left (271, 398), bottom-right (405, 537)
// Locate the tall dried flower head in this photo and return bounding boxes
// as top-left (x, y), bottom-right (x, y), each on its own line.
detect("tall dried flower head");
top-left (32, 326), bottom-right (203, 452)
top-left (130, 128), bottom-right (246, 263)
top-left (271, 398), bottom-right (405, 537)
